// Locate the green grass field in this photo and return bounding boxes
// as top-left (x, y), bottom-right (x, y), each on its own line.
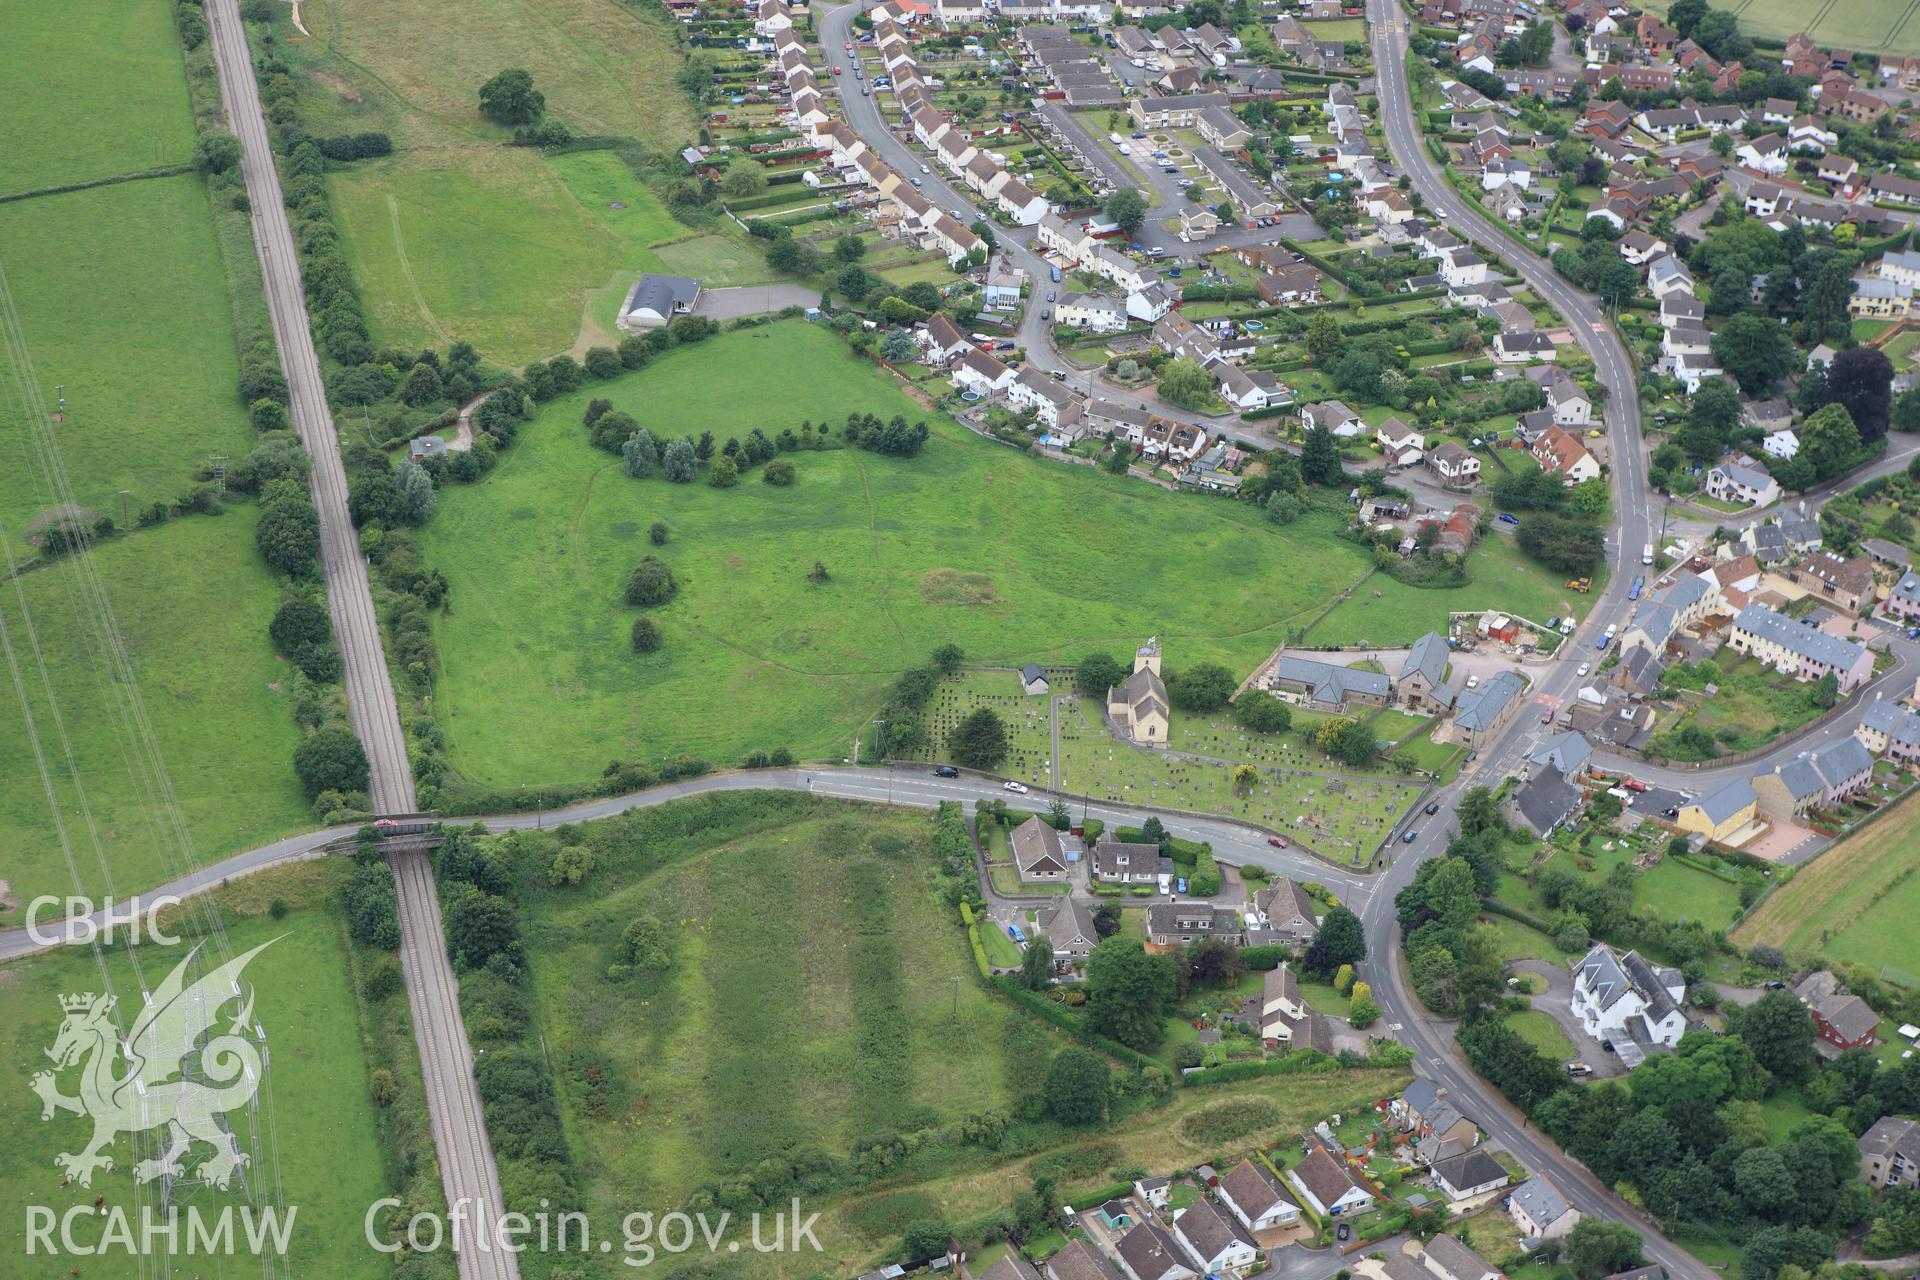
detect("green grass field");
top-left (0, 176), bottom-right (260, 530)
top-left (275, 0), bottom-right (701, 364)
top-left (514, 794), bottom-right (1048, 1205)
top-left (515, 793), bottom-right (1410, 1277)
top-left (1736, 794), bottom-right (1920, 979)
top-left (1303, 538), bottom-right (1597, 647)
top-left (275, 0), bottom-right (696, 150)
top-left (0, 515), bottom-right (311, 910)
top-left (328, 147), bottom-right (687, 365)
top-left (421, 321), bottom-right (1378, 786)
top-left (0, 864), bottom-right (391, 1278)
top-left (0, 0), bottom-right (196, 192)
top-left (1643, 0), bottom-right (1920, 53)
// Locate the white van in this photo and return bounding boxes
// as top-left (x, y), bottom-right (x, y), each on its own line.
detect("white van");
top-left (1642, 544), bottom-right (1654, 565)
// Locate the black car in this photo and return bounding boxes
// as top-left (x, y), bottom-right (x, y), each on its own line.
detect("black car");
top-left (1336, 1224), bottom-right (1351, 1242)
top-left (1424, 801), bottom-right (1440, 815)
top-left (933, 765), bottom-right (959, 778)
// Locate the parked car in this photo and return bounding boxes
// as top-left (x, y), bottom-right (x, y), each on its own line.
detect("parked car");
top-left (1566, 1062), bottom-right (1593, 1077)
top-left (1496, 513), bottom-right (1520, 526)
top-left (933, 765), bottom-right (959, 778)
top-left (1003, 781), bottom-right (1029, 793)
top-left (1046, 290), bottom-right (1055, 301)
top-left (862, 86), bottom-right (870, 95)
top-left (1465, 675), bottom-right (1480, 689)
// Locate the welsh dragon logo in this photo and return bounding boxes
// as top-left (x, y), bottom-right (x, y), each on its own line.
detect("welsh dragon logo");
top-left (30, 939), bottom-right (278, 1189)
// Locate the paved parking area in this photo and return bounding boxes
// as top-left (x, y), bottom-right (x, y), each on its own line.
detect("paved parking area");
top-left (691, 283), bottom-right (821, 320)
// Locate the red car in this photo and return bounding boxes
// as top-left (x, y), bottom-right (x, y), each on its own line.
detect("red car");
top-left (833, 65), bottom-right (843, 74)
top-left (844, 40), bottom-right (854, 49)
top-left (1622, 778), bottom-right (1648, 793)
top-left (1266, 835), bottom-right (1289, 848)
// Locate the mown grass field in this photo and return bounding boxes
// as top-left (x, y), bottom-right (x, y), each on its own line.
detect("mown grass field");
top-left (0, 863), bottom-right (391, 1279)
top-left (422, 321), bottom-right (1378, 786)
top-left (0, 514), bottom-right (311, 910)
top-left (0, 0), bottom-right (196, 192)
top-left (1735, 794), bottom-right (1920, 979)
top-left (1644, 0), bottom-right (1920, 53)
top-left (516, 793), bottom-right (1410, 1280)
top-left (0, 176), bottom-right (260, 531)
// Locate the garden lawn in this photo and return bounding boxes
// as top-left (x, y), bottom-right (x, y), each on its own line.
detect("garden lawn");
top-left (1506, 1009), bottom-right (1574, 1061)
top-left (515, 794), bottom-right (1049, 1208)
top-left (422, 321), bottom-right (1376, 787)
top-left (0, 0), bottom-right (196, 192)
top-left (0, 176), bottom-right (259, 531)
top-left (1303, 538), bottom-right (1598, 647)
top-left (1735, 793), bottom-right (1920, 979)
top-left (0, 514), bottom-right (311, 909)
top-left (0, 864), bottom-right (391, 1279)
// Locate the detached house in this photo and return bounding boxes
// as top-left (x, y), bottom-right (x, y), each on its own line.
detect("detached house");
top-left (1091, 834), bottom-right (1159, 886)
top-left (1705, 457), bottom-right (1780, 508)
top-left (1431, 1149), bottom-right (1510, 1202)
top-left (1250, 877), bottom-right (1320, 945)
top-left (1571, 943), bottom-right (1688, 1060)
top-left (1428, 441), bottom-right (1481, 486)
top-left (1170, 1200), bottom-right (1257, 1277)
top-left (1009, 816), bottom-right (1068, 882)
top-left (1532, 425), bottom-right (1600, 485)
top-left (1795, 970), bottom-right (1881, 1052)
top-left (1216, 1158), bottom-right (1301, 1232)
top-left (1287, 1142), bottom-right (1375, 1217)
top-left (1377, 418), bottom-right (1425, 467)
top-left (1114, 1224), bottom-right (1198, 1280)
top-left (1859, 1117), bottom-right (1920, 1191)
top-left (1035, 898), bottom-right (1100, 967)
top-left (1508, 1178), bottom-right (1580, 1244)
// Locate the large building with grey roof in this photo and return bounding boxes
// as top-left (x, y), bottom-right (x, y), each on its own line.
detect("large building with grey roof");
top-left (1571, 942), bottom-right (1687, 1065)
top-left (1728, 603), bottom-right (1874, 692)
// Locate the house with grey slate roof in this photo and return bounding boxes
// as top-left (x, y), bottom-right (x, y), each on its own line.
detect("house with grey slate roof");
top-left (1857, 696), bottom-right (1920, 761)
top-left (1859, 1116), bottom-right (1920, 1190)
top-left (1728, 604), bottom-right (1873, 692)
top-left (1507, 1176), bottom-right (1579, 1243)
top-left (1399, 631), bottom-right (1455, 710)
top-left (1571, 943), bottom-right (1686, 1064)
top-left (1452, 670), bottom-right (1526, 748)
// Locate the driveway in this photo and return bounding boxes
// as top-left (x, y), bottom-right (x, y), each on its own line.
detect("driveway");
top-left (1507, 959), bottom-right (1623, 1078)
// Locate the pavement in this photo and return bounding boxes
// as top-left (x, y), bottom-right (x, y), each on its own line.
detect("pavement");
top-left (199, 1), bottom-right (515, 1275)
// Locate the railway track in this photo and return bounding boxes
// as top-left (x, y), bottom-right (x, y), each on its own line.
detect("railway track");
top-left (199, 0), bottom-right (517, 1273)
